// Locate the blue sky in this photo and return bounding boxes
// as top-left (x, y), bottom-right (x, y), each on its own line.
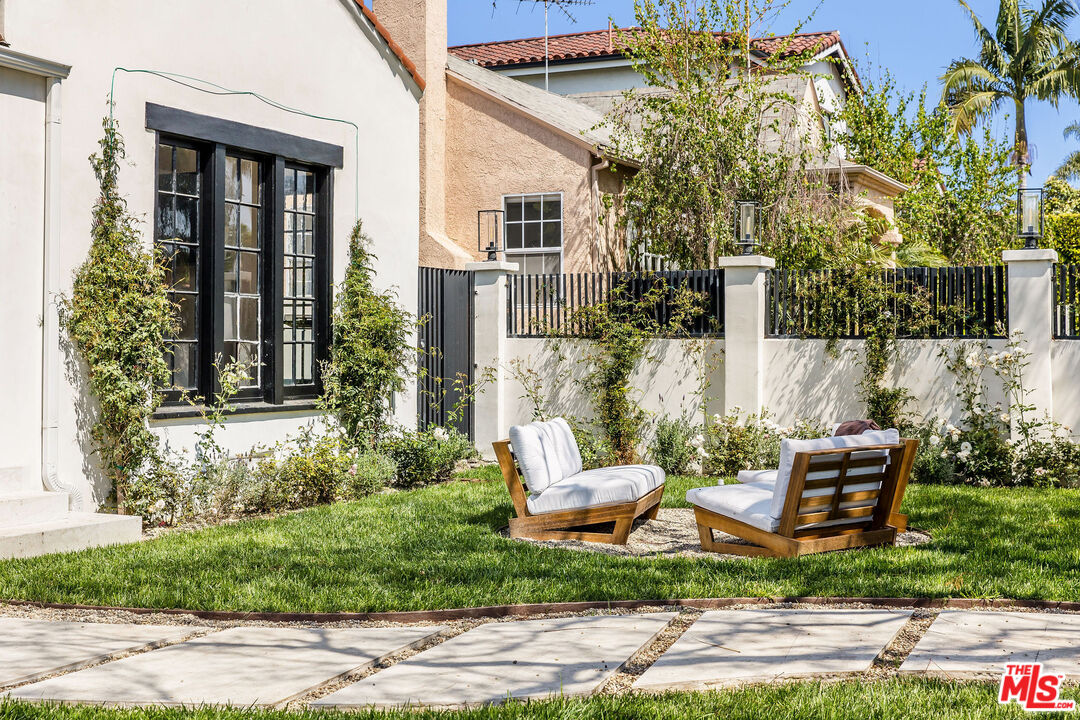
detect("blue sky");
top-left (447, 0), bottom-right (1080, 184)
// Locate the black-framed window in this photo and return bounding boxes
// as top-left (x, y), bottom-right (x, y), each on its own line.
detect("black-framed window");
top-left (150, 108), bottom-right (340, 410)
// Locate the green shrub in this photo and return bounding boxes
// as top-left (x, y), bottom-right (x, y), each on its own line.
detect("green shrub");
top-left (704, 411), bottom-right (827, 477)
top-left (1046, 213), bottom-right (1080, 264)
top-left (566, 417), bottom-right (613, 470)
top-left (649, 415), bottom-right (699, 475)
top-left (381, 427), bottom-right (476, 487)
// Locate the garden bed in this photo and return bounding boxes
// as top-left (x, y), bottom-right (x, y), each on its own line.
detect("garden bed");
top-left (0, 477), bottom-right (1076, 613)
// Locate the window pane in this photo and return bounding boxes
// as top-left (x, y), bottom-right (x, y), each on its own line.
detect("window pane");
top-left (543, 252), bottom-right (561, 274)
top-left (225, 156), bottom-right (240, 201)
top-left (240, 206), bottom-right (259, 248)
top-left (225, 205), bottom-right (239, 248)
top-left (542, 195), bottom-right (561, 220)
top-left (223, 296), bottom-right (237, 339)
top-left (542, 222), bottom-right (561, 248)
top-left (505, 197), bottom-right (522, 222)
top-left (239, 252), bottom-right (259, 294)
top-left (241, 159), bottom-right (259, 204)
top-left (224, 250), bottom-right (238, 293)
top-left (282, 166), bottom-right (317, 388)
top-left (523, 223), bottom-right (541, 249)
top-left (175, 147), bottom-right (199, 195)
top-left (174, 196), bottom-right (198, 242)
top-left (523, 195), bottom-right (542, 221)
top-left (170, 343), bottom-right (196, 389)
top-left (239, 297), bottom-right (259, 341)
top-left (156, 194), bottom-right (175, 241)
top-left (284, 169), bottom-right (296, 210)
top-left (176, 294), bottom-right (197, 339)
top-left (158, 144), bottom-right (173, 192)
top-left (505, 223), bottom-right (522, 249)
top-left (172, 245), bottom-right (197, 291)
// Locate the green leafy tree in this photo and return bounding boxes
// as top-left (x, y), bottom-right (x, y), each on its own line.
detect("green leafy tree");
top-left (61, 119), bottom-right (175, 512)
top-left (841, 67), bottom-right (1016, 265)
top-left (942, 0), bottom-right (1080, 187)
top-left (608, 0), bottom-right (867, 270)
top-left (320, 222), bottom-right (414, 443)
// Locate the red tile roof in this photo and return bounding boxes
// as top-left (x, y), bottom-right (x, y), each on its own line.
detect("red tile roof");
top-left (449, 28), bottom-right (841, 69)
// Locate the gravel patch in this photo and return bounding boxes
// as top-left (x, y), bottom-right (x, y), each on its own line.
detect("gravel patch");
top-left (869, 609), bottom-right (940, 677)
top-left (501, 508), bottom-right (933, 558)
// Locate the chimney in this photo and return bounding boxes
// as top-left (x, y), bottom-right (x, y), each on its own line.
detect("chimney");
top-left (371, 0), bottom-right (449, 258)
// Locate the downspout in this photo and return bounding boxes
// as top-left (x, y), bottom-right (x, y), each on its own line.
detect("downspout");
top-left (590, 155), bottom-right (610, 269)
top-left (42, 75), bottom-right (85, 511)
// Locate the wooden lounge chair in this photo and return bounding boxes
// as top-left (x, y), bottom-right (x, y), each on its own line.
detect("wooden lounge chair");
top-left (689, 436), bottom-right (918, 558)
top-left (493, 418), bottom-right (665, 545)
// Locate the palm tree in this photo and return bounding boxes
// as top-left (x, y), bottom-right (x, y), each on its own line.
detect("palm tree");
top-left (1056, 121), bottom-right (1080, 179)
top-left (942, 0), bottom-right (1080, 188)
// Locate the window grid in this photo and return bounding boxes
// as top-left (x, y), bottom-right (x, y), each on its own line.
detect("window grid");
top-left (156, 143), bottom-right (201, 390)
top-left (283, 167), bottom-right (317, 386)
top-left (503, 193), bottom-right (562, 275)
top-left (223, 155), bottom-right (263, 388)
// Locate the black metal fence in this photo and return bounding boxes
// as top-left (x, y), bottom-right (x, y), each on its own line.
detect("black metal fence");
top-left (418, 267), bottom-right (474, 439)
top-left (766, 265), bottom-right (1008, 339)
top-left (1054, 264), bottom-right (1080, 338)
top-left (507, 269), bottom-right (725, 338)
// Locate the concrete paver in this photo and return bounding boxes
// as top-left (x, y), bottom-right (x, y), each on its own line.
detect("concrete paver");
top-left (634, 609), bottom-right (911, 691)
top-left (314, 613), bottom-right (675, 708)
top-left (6, 625), bottom-right (444, 707)
top-left (900, 611), bottom-right (1080, 679)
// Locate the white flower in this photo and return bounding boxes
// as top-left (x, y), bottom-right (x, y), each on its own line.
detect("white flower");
top-left (696, 446), bottom-right (710, 459)
top-left (956, 451), bottom-right (971, 462)
top-left (1035, 467), bottom-right (1048, 477)
top-left (929, 435), bottom-right (941, 447)
top-left (432, 427), bottom-right (450, 441)
top-left (150, 499), bottom-right (166, 513)
top-left (960, 441), bottom-right (972, 454)
top-left (999, 413), bottom-right (1010, 424)
top-left (940, 450), bottom-right (950, 459)
top-left (689, 433), bottom-right (706, 449)
top-left (964, 352), bottom-right (979, 368)
top-left (712, 413), bottom-right (723, 424)
top-left (348, 464), bottom-right (358, 476)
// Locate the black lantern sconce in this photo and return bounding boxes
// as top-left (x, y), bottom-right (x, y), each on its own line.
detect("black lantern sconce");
top-left (477, 209), bottom-right (505, 261)
top-left (734, 200), bottom-right (761, 255)
top-left (1018, 188), bottom-right (1044, 250)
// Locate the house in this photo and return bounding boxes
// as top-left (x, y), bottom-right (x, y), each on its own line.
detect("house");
top-left (376, 12), bottom-right (907, 272)
top-left (0, 0), bottom-right (423, 556)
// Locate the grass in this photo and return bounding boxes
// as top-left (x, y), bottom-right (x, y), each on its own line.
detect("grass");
top-left (1, 680), bottom-right (1076, 719)
top-left (0, 474), bottom-right (1077, 613)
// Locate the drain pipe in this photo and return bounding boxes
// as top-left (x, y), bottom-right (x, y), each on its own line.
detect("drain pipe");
top-left (42, 75), bottom-right (86, 511)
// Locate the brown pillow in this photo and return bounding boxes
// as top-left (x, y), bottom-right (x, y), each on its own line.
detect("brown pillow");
top-left (833, 419), bottom-right (882, 436)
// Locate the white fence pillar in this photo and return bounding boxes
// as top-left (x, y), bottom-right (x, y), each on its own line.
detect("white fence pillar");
top-left (468, 261), bottom-right (517, 459)
top-left (1004, 248), bottom-right (1058, 434)
top-left (716, 255), bottom-right (775, 418)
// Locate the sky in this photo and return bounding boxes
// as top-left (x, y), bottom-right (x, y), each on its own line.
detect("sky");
top-left (447, 0), bottom-right (1080, 184)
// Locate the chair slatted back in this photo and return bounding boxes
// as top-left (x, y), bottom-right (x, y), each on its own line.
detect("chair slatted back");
top-left (778, 441), bottom-right (914, 538)
top-left (493, 439), bottom-right (531, 517)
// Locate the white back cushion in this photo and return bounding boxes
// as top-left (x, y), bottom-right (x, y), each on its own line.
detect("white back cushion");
top-left (770, 429), bottom-right (900, 520)
top-left (508, 418), bottom-right (583, 495)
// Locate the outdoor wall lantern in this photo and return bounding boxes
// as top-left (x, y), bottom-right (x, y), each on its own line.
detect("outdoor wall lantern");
top-left (478, 209), bottom-right (505, 261)
top-left (735, 200), bottom-right (761, 255)
top-left (1018, 188), bottom-right (1044, 250)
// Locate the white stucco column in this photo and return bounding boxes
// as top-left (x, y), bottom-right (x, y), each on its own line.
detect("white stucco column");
top-left (468, 260), bottom-right (517, 459)
top-left (716, 255), bottom-right (775, 419)
top-left (1004, 248), bottom-right (1058, 435)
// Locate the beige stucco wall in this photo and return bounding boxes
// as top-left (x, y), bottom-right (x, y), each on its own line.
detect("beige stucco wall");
top-left (445, 75), bottom-right (607, 273)
top-left (6, 0), bottom-right (421, 507)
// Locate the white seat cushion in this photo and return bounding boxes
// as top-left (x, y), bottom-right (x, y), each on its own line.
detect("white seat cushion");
top-left (736, 469), bottom-right (777, 485)
top-left (771, 429), bottom-right (899, 521)
top-left (686, 484), bottom-right (778, 532)
top-left (509, 418), bottom-right (583, 495)
top-left (525, 465), bottom-right (665, 515)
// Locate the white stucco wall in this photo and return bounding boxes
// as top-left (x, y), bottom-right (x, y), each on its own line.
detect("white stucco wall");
top-left (1052, 341), bottom-right (1080, 432)
top-left (5, 0), bottom-right (421, 506)
top-left (0, 66), bottom-right (47, 495)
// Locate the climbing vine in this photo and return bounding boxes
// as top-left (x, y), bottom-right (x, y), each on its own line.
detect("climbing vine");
top-left (60, 118), bottom-right (175, 511)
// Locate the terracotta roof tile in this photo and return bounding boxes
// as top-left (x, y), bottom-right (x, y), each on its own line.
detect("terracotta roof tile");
top-left (354, 0), bottom-right (425, 91)
top-left (449, 28), bottom-right (841, 69)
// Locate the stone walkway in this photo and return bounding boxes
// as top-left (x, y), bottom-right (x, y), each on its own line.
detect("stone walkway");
top-left (2, 608), bottom-right (1079, 709)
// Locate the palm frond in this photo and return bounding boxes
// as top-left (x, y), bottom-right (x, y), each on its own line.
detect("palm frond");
top-left (993, 0), bottom-right (1022, 55)
top-left (955, 0), bottom-right (1010, 75)
top-left (1055, 149), bottom-right (1080, 180)
top-left (1064, 121), bottom-right (1080, 140)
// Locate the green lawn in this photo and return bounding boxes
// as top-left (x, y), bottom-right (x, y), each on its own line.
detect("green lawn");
top-left (0, 476), bottom-right (1077, 612)
top-left (1, 680), bottom-right (1075, 719)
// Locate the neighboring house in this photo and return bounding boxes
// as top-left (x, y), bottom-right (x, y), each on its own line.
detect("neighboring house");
top-left (0, 0), bottom-right (422, 556)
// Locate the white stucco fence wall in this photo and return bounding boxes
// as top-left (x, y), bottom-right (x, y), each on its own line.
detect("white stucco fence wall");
top-left (4, 0), bottom-right (422, 506)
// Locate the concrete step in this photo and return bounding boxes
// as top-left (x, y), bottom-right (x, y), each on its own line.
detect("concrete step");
top-left (0, 491), bottom-right (69, 528)
top-left (0, 513), bottom-right (142, 560)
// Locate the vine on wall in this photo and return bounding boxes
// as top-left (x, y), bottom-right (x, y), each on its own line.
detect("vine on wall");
top-left (60, 118), bottom-right (175, 512)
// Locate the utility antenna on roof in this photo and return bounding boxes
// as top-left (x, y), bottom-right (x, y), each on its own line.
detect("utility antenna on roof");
top-left (509, 0), bottom-right (595, 92)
